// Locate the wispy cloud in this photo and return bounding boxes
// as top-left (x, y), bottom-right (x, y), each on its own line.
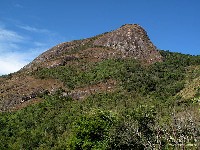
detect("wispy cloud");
top-left (0, 27), bottom-right (24, 43)
top-left (0, 52), bottom-right (27, 75)
top-left (0, 47), bottom-right (49, 75)
top-left (33, 41), bottom-right (47, 47)
top-left (0, 27), bottom-right (27, 75)
top-left (18, 25), bottom-right (50, 34)
top-left (0, 22), bottom-right (64, 75)
top-left (0, 26), bottom-right (48, 75)
top-left (13, 3), bottom-right (23, 8)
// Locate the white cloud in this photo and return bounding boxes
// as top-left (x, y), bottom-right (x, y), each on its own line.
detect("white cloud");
top-left (0, 43), bottom-right (20, 52)
top-left (0, 26), bottom-right (46, 75)
top-left (0, 29), bottom-right (25, 75)
top-left (0, 27), bottom-right (24, 43)
top-left (0, 46), bottom-right (48, 75)
top-left (0, 53), bottom-right (27, 75)
top-left (18, 25), bottom-right (50, 34)
top-left (0, 23), bottom-right (64, 75)
top-left (33, 41), bottom-right (47, 47)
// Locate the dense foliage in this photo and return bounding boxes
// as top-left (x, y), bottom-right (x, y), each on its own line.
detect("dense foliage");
top-left (0, 50), bottom-right (200, 149)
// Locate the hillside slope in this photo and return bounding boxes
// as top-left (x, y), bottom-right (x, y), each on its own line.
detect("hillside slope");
top-left (0, 24), bottom-right (199, 149)
top-left (0, 24), bottom-right (162, 111)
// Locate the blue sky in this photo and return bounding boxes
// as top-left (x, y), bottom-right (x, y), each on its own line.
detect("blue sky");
top-left (0, 0), bottom-right (200, 75)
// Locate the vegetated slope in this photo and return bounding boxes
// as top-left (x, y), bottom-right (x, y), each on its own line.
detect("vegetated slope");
top-left (0, 24), bottom-right (200, 149)
top-left (178, 65), bottom-right (200, 99)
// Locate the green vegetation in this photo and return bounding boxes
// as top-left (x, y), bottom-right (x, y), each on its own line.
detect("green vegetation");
top-left (0, 50), bottom-right (200, 149)
top-left (34, 59), bottom-right (125, 89)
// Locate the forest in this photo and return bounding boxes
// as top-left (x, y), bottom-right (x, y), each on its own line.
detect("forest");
top-left (0, 50), bottom-right (200, 149)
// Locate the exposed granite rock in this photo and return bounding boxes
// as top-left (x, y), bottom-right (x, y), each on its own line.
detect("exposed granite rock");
top-left (93, 24), bottom-right (162, 63)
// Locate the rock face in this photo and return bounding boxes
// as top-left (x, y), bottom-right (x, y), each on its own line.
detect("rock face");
top-left (94, 24), bottom-right (162, 63)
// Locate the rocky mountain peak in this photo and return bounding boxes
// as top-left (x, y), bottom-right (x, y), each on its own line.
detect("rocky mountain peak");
top-left (1, 24), bottom-right (163, 111)
top-left (25, 24), bottom-right (162, 70)
top-left (93, 24), bottom-right (162, 63)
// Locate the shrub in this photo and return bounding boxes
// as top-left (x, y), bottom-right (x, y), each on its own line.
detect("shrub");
top-left (68, 109), bottom-right (118, 150)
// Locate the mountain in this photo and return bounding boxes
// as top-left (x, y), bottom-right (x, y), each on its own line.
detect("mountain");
top-left (0, 24), bottom-right (199, 149)
top-left (24, 24), bottom-right (162, 69)
top-left (0, 24), bottom-right (162, 111)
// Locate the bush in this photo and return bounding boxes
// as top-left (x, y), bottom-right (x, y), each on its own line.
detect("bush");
top-left (68, 109), bottom-right (118, 150)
